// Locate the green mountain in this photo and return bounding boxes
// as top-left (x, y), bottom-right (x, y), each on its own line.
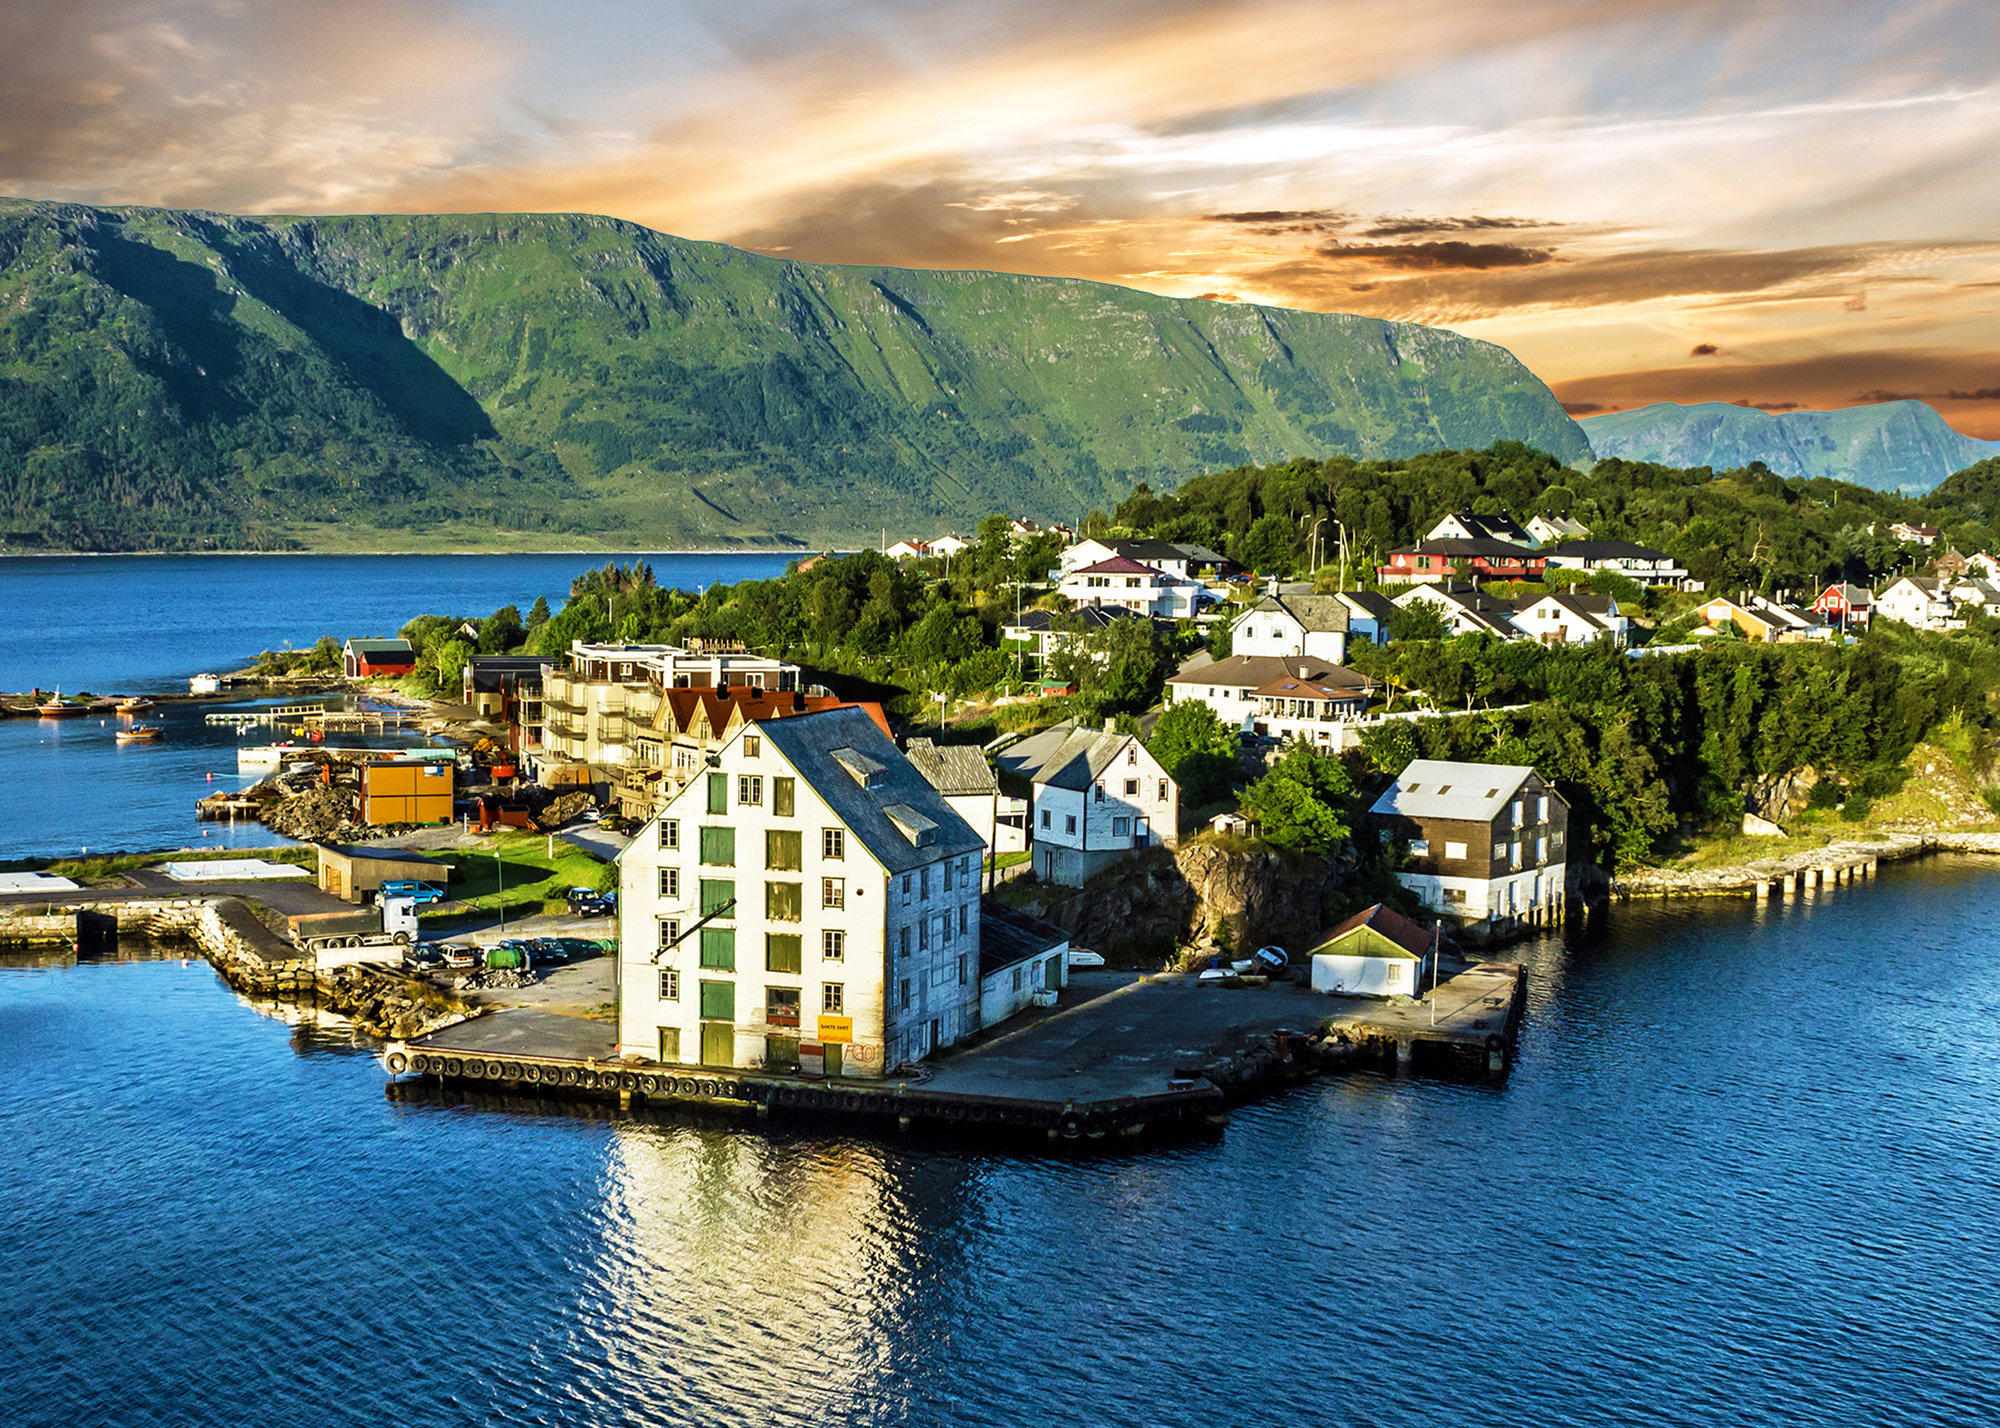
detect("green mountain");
top-left (1580, 399), bottom-right (1999, 495)
top-left (0, 201), bottom-right (1589, 551)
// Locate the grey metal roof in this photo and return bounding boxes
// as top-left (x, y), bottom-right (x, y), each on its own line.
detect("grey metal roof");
top-left (904, 737), bottom-right (999, 796)
top-left (1242, 594), bottom-right (1351, 634)
top-left (759, 707), bottom-right (984, 873)
top-left (979, 897), bottom-right (1070, 977)
top-left (1335, 589), bottom-right (1398, 621)
top-left (1171, 543), bottom-right (1230, 565)
top-left (344, 638), bottom-right (413, 654)
top-left (1369, 759), bottom-right (1543, 823)
top-left (995, 719), bottom-right (1156, 791)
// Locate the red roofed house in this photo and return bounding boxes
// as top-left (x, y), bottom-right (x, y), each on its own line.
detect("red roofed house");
top-left (1056, 555), bottom-right (1205, 618)
top-left (1307, 902), bottom-right (1435, 997)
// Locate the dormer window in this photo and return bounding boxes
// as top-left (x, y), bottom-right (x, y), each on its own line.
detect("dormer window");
top-left (830, 747), bottom-right (885, 789)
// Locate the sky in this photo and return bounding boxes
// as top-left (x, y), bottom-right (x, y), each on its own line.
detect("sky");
top-left (5, 0), bottom-right (1998, 434)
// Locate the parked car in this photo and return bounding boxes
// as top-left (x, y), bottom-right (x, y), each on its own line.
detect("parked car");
top-left (565, 886), bottom-right (615, 917)
top-left (380, 879), bottom-right (445, 905)
top-left (553, 936), bottom-right (608, 959)
top-left (489, 938), bottom-right (539, 969)
top-left (403, 943), bottom-right (444, 967)
top-left (526, 937), bottom-right (569, 964)
top-left (437, 943), bottom-right (479, 969)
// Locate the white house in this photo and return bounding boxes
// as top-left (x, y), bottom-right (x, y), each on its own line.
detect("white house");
top-left (1891, 522), bottom-right (1941, 546)
top-left (1058, 556), bottom-right (1204, 619)
top-left (997, 720), bottom-right (1178, 886)
top-left (1368, 759), bottom-right (1569, 933)
top-left (1307, 902), bottom-right (1433, 997)
top-left (1231, 594), bottom-right (1351, 664)
top-left (1332, 590), bottom-right (1397, 645)
top-left (1510, 592), bottom-right (1628, 646)
top-left (979, 900), bottom-right (1071, 1026)
top-left (1525, 513), bottom-right (1590, 545)
top-left (1249, 671), bottom-right (1376, 747)
top-left (905, 737), bottom-right (1018, 859)
top-left (1391, 584), bottom-right (1521, 640)
top-left (1000, 606), bottom-right (1148, 663)
top-left (1948, 578), bottom-right (2000, 614)
top-left (1541, 541), bottom-right (1690, 587)
top-left (1424, 510), bottom-right (1534, 545)
top-left (617, 705), bottom-right (988, 1077)
top-left (885, 540), bottom-right (931, 560)
top-left (929, 534), bottom-right (970, 558)
top-left (1163, 654), bottom-right (1368, 734)
top-left (1874, 576), bottom-right (1956, 631)
top-left (1059, 538), bottom-right (1198, 580)
top-left (1967, 553), bottom-right (2000, 581)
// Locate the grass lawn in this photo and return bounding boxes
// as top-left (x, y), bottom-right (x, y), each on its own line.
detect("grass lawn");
top-left (984, 850), bottom-right (1030, 872)
top-left (5, 845), bottom-right (318, 886)
top-left (420, 831), bottom-right (616, 923)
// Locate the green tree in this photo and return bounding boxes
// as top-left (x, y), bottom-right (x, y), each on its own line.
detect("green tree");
top-left (1148, 700), bottom-right (1241, 804)
top-left (1237, 513), bottom-right (1294, 574)
top-left (527, 596), bottom-right (552, 631)
top-left (434, 638), bottom-right (473, 692)
top-left (1387, 601), bottom-right (1450, 642)
top-left (478, 605), bottom-right (526, 654)
top-left (1241, 743), bottom-right (1353, 851)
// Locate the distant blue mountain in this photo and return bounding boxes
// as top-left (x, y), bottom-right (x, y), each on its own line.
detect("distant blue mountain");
top-left (1581, 399), bottom-right (2000, 494)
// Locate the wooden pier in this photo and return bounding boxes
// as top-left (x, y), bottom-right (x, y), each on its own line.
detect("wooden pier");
top-left (1751, 852), bottom-right (1879, 901)
top-left (204, 703), bottom-right (419, 732)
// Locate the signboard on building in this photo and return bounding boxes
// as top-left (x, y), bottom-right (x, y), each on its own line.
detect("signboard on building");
top-left (817, 1015), bottom-right (853, 1044)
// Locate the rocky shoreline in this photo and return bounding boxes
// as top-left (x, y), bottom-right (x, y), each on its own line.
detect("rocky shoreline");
top-left (1613, 828), bottom-right (2000, 899)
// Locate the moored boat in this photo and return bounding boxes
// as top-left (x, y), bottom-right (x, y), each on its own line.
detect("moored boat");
top-left (116, 696), bottom-right (155, 713)
top-left (116, 724), bottom-right (164, 743)
top-left (37, 695), bottom-right (86, 718)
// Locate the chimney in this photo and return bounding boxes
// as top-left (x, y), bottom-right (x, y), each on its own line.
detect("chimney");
top-left (1104, 718), bottom-right (1117, 733)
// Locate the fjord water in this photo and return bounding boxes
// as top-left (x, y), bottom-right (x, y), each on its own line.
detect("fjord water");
top-left (5, 860), bottom-right (1999, 1427)
top-left (0, 553), bottom-right (793, 859)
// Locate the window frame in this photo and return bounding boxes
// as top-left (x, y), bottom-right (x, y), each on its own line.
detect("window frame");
top-left (822, 929), bottom-right (846, 961)
top-left (659, 818), bottom-right (679, 850)
top-left (658, 968), bottom-right (680, 1001)
top-left (658, 867), bottom-right (680, 899)
top-left (822, 876), bottom-right (845, 909)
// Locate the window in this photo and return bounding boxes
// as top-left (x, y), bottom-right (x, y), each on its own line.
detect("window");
top-left (899, 926), bottom-right (911, 959)
top-left (659, 819), bottom-right (679, 850)
top-left (1012, 967), bottom-right (1024, 991)
top-left (943, 860), bottom-right (954, 893)
top-left (744, 734), bottom-right (761, 759)
top-left (766, 829), bottom-right (802, 871)
top-left (738, 774), bottom-right (762, 806)
top-left (699, 825), bottom-right (735, 866)
top-left (898, 979), bottom-right (911, 1010)
top-left (1112, 817), bottom-right (1131, 837)
top-left (773, 776), bottom-right (795, 817)
top-left (707, 771), bottom-right (727, 814)
top-left (1127, 745), bottom-right (1137, 766)
top-left (1409, 839), bottom-right (1430, 856)
top-left (958, 954), bottom-right (968, 986)
top-left (658, 868), bottom-right (680, 898)
top-left (958, 904), bottom-right (968, 935)
top-left (765, 986), bottom-right (801, 1026)
top-left (657, 918), bottom-right (681, 950)
top-left (822, 930), bottom-right (845, 961)
top-left (1444, 841), bottom-right (1468, 860)
top-left (823, 877), bottom-right (845, 909)
top-left (918, 919), bottom-right (930, 951)
top-left (1095, 781), bottom-right (1105, 803)
top-left (822, 827), bottom-right (845, 859)
top-left (941, 912), bottom-right (953, 945)
top-left (764, 1035), bottom-right (799, 1069)
top-left (1040, 809), bottom-right (1051, 829)
top-left (658, 968), bottom-right (680, 1000)
top-left (823, 983), bottom-right (845, 1013)
top-left (1065, 815), bottom-right (1077, 835)
top-left (901, 872), bottom-right (912, 904)
top-left (959, 855), bottom-right (971, 881)
top-left (699, 878), bottom-right (735, 916)
top-left (1158, 780), bottom-right (1169, 802)
top-left (699, 928), bottom-right (735, 971)
top-left (919, 867), bottom-right (931, 900)
top-left (766, 881), bottom-right (803, 922)
top-left (766, 933), bottom-right (802, 975)
top-left (1538, 794), bottom-right (1550, 821)
top-left (1124, 779), bottom-right (1139, 796)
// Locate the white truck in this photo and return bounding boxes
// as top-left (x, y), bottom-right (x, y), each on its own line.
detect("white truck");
top-left (290, 895), bottom-right (421, 968)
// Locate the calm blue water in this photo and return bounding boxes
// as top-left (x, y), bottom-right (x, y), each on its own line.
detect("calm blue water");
top-left (4, 859), bottom-right (1998, 1426)
top-left (0, 554), bottom-right (793, 859)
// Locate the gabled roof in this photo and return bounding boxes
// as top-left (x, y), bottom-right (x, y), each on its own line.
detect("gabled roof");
top-left (1311, 902), bottom-right (1432, 959)
top-left (652, 687), bottom-right (889, 740)
top-left (1251, 675), bottom-right (1372, 701)
top-left (904, 737), bottom-right (999, 797)
top-left (1395, 538), bottom-right (1543, 559)
top-left (1003, 606), bottom-right (1141, 634)
top-left (1164, 653), bottom-right (1354, 691)
top-left (1369, 758), bottom-right (1544, 823)
top-left (1334, 589), bottom-right (1398, 621)
top-left (1070, 555), bottom-right (1162, 577)
top-left (756, 707), bottom-right (984, 873)
top-left (344, 638), bottom-right (414, 655)
top-left (1105, 538), bottom-right (1192, 564)
top-left (1171, 543), bottom-right (1230, 565)
top-left (1014, 724), bottom-right (1145, 791)
top-left (1431, 510), bottom-right (1533, 543)
top-left (1239, 594), bottom-right (1351, 634)
top-left (1820, 583), bottom-right (1873, 603)
top-left (1515, 591), bottom-right (1619, 622)
top-left (1545, 540), bottom-right (1673, 562)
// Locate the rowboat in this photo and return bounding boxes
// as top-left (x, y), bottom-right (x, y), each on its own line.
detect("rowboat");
top-left (116, 725), bottom-right (164, 743)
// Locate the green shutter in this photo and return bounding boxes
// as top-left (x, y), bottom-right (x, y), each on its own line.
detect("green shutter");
top-left (707, 771), bottom-right (727, 813)
top-left (766, 829), bottom-right (802, 871)
top-left (699, 927), bottom-right (736, 970)
top-left (699, 878), bottom-right (735, 917)
top-left (773, 777), bottom-right (796, 818)
top-left (698, 979), bottom-right (735, 1020)
top-left (766, 933), bottom-right (802, 974)
top-left (699, 825), bottom-right (735, 866)
top-left (765, 880), bottom-right (803, 922)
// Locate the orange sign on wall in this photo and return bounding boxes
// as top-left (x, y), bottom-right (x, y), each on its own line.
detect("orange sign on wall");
top-left (817, 1015), bottom-right (853, 1044)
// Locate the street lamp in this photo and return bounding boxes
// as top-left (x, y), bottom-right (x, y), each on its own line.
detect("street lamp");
top-left (496, 849), bottom-right (506, 933)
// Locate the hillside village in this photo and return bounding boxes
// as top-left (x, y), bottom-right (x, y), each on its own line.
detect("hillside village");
top-left (305, 451), bottom-right (2000, 1082)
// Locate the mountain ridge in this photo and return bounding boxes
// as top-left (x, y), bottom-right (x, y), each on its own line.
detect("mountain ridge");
top-left (0, 200), bottom-right (1589, 551)
top-left (1580, 399), bottom-right (1998, 494)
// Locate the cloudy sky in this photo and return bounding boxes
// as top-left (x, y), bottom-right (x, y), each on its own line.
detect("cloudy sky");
top-left (6, 0), bottom-right (1998, 433)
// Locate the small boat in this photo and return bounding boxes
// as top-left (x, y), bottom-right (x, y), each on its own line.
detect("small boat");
top-left (116, 725), bottom-right (164, 743)
top-left (116, 696), bottom-right (155, 714)
top-left (37, 693), bottom-right (86, 718)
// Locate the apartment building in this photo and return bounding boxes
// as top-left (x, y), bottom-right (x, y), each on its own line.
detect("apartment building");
top-left (617, 706), bottom-right (987, 1077)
